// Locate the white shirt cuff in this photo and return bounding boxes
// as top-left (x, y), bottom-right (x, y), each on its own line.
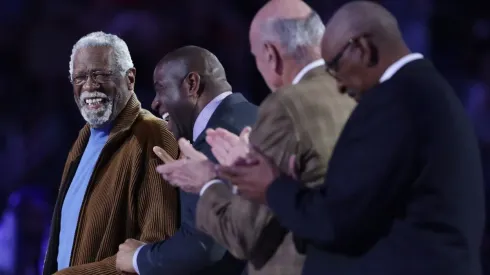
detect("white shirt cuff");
top-left (132, 245), bottom-right (144, 275)
top-left (200, 179), bottom-right (224, 196)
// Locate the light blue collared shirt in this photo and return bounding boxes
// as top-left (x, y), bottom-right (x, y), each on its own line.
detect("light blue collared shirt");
top-left (57, 125), bottom-right (110, 270)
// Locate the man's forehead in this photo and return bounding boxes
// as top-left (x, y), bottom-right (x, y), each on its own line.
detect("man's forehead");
top-left (153, 64), bottom-right (176, 84)
top-left (73, 46), bottom-right (113, 69)
top-left (323, 22), bottom-right (354, 51)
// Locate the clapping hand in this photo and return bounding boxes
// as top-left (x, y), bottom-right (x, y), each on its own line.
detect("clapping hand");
top-left (217, 148), bottom-right (299, 203)
top-left (206, 126), bottom-right (252, 166)
top-left (154, 138), bottom-right (216, 194)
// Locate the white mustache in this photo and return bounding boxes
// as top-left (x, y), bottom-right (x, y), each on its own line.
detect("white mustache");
top-left (80, 91), bottom-right (109, 101)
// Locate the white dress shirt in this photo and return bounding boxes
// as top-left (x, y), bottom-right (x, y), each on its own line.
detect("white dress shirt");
top-left (192, 91), bottom-right (233, 141)
top-left (132, 91), bottom-right (232, 274)
top-left (292, 58), bottom-right (325, 85)
top-left (199, 58), bottom-right (326, 197)
top-left (379, 53), bottom-right (423, 83)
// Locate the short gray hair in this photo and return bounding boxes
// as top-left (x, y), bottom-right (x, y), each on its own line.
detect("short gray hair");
top-left (261, 11), bottom-right (324, 59)
top-left (69, 31), bottom-right (134, 78)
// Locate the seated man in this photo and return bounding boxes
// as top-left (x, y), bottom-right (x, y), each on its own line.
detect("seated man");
top-left (42, 31), bottom-right (179, 275)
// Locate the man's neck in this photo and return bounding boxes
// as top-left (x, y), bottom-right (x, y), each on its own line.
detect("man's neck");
top-left (196, 88), bottom-right (226, 115)
top-left (377, 43), bottom-right (412, 75)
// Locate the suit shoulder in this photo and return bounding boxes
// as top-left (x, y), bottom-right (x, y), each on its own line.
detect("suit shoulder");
top-left (269, 75), bottom-right (356, 113)
top-left (132, 109), bottom-right (178, 157)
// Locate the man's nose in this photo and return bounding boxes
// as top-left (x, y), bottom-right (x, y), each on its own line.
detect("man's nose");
top-left (82, 76), bottom-right (100, 91)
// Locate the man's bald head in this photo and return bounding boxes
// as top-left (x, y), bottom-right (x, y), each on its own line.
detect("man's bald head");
top-left (324, 1), bottom-right (403, 50)
top-left (321, 1), bottom-right (410, 100)
top-left (250, 0), bottom-right (324, 62)
top-left (156, 45), bottom-right (229, 88)
top-left (250, 0), bottom-right (324, 91)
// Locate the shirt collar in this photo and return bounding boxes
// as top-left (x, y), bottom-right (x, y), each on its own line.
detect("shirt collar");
top-left (292, 59), bottom-right (325, 85)
top-left (192, 91), bottom-right (232, 141)
top-left (379, 53), bottom-right (423, 83)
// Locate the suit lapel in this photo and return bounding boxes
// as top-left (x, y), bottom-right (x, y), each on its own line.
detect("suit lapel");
top-left (193, 93), bottom-right (248, 147)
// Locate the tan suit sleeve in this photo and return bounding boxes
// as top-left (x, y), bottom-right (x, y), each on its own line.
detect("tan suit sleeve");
top-left (196, 94), bottom-right (296, 259)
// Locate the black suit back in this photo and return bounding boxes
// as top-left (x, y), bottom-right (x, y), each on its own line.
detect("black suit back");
top-left (303, 59), bottom-right (485, 275)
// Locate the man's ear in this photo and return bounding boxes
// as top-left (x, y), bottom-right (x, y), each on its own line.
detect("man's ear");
top-left (126, 68), bottom-right (136, 91)
top-left (355, 37), bottom-right (378, 67)
top-left (185, 72), bottom-right (201, 97)
top-left (264, 42), bottom-right (283, 75)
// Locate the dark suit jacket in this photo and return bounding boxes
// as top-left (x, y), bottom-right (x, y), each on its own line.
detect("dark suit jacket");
top-left (137, 93), bottom-right (258, 275)
top-left (266, 59), bottom-right (486, 275)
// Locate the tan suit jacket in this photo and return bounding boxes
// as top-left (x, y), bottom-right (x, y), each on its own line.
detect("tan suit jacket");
top-left (196, 66), bottom-right (356, 274)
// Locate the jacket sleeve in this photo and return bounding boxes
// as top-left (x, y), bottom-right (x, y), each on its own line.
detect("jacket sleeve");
top-left (136, 139), bottom-right (245, 275)
top-left (55, 122), bottom-right (180, 275)
top-left (266, 96), bottom-right (416, 249)
top-left (196, 94), bottom-right (296, 261)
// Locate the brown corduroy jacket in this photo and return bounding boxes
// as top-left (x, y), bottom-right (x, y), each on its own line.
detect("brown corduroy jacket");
top-left (43, 94), bottom-right (179, 275)
top-left (196, 66), bottom-right (356, 275)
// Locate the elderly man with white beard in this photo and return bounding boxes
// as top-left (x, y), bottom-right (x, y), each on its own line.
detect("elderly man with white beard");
top-left (42, 31), bottom-right (180, 275)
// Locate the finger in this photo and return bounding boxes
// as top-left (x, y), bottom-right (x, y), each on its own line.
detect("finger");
top-left (178, 138), bottom-right (207, 160)
top-left (126, 238), bottom-right (139, 244)
top-left (247, 147), bottom-right (268, 164)
top-left (205, 134), bottom-right (219, 148)
top-left (156, 160), bottom-right (186, 174)
top-left (170, 173), bottom-right (200, 193)
top-left (211, 146), bottom-right (231, 165)
top-left (217, 171), bottom-right (237, 183)
top-left (164, 173), bottom-right (181, 187)
top-left (213, 135), bottom-right (237, 152)
top-left (216, 165), bottom-right (238, 178)
top-left (205, 128), bottom-right (217, 136)
top-left (215, 127), bottom-right (236, 138)
top-left (119, 243), bottom-right (128, 251)
top-left (171, 170), bottom-right (194, 182)
top-left (217, 165), bottom-right (249, 179)
top-left (153, 146), bottom-right (176, 163)
top-left (288, 155), bottom-right (298, 180)
top-left (229, 144), bottom-right (250, 162)
top-left (215, 128), bottom-right (241, 146)
top-left (234, 155), bottom-right (259, 166)
top-left (239, 126), bottom-right (252, 143)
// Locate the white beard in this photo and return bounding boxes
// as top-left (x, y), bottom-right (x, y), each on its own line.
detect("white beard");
top-left (78, 91), bottom-right (114, 127)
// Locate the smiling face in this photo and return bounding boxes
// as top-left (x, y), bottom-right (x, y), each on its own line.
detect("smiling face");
top-left (151, 64), bottom-right (199, 140)
top-left (71, 46), bottom-right (135, 127)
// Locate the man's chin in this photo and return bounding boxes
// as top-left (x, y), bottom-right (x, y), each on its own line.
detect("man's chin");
top-left (82, 110), bottom-right (112, 127)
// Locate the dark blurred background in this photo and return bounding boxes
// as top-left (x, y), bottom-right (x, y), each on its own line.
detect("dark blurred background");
top-left (0, 0), bottom-right (489, 274)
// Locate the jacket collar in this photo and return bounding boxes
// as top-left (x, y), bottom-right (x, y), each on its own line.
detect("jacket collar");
top-left (193, 93), bottom-right (248, 146)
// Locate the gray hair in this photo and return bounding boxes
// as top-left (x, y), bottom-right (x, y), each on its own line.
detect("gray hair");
top-left (69, 31), bottom-right (134, 78)
top-left (261, 11), bottom-right (324, 60)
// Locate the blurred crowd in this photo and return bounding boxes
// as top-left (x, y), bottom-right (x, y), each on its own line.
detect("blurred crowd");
top-left (0, 0), bottom-right (489, 274)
